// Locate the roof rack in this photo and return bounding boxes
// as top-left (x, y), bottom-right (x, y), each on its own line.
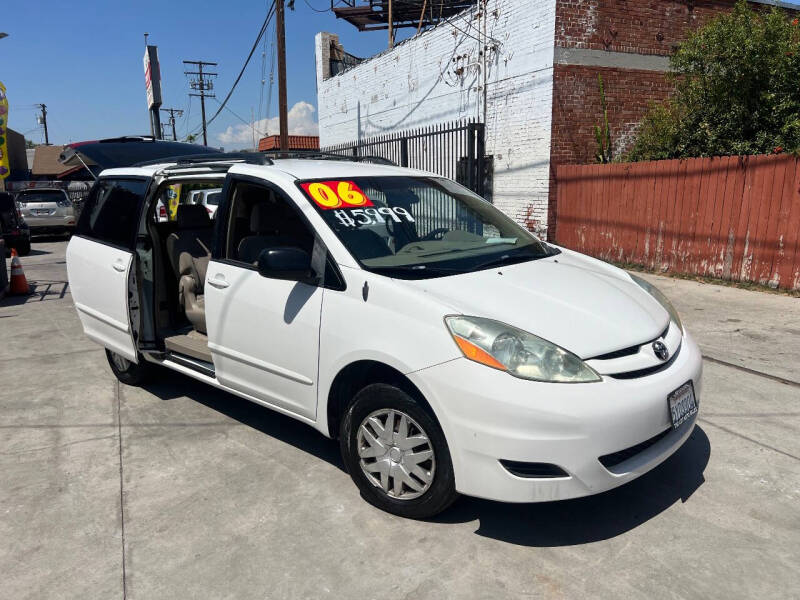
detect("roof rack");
top-left (133, 150), bottom-right (397, 170)
top-left (134, 152), bottom-right (274, 168)
top-left (259, 149), bottom-right (397, 166)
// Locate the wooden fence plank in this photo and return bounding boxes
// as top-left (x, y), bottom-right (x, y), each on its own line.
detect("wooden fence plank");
top-left (552, 154), bottom-right (800, 290)
top-left (754, 156), bottom-right (786, 284)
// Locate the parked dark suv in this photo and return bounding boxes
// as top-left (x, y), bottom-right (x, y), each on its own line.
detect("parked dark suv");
top-left (0, 191), bottom-right (31, 256)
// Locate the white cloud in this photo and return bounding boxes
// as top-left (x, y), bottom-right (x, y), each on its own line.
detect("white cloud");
top-left (216, 101), bottom-right (319, 146)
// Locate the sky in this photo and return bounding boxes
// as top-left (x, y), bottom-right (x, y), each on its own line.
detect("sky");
top-left (4, 1), bottom-right (800, 149)
top-left (0, 0), bottom-right (415, 149)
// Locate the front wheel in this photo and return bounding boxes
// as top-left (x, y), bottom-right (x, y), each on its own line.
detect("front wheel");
top-left (340, 383), bottom-right (458, 519)
top-left (105, 349), bottom-right (155, 386)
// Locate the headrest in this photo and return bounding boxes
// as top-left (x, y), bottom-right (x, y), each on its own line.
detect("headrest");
top-left (177, 203), bottom-right (211, 229)
top-left (250, 201), bottom-right (275, 233)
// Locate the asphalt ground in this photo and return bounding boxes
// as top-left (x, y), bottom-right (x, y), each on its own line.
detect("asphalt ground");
top-left (2, 239), bottom-right (799, 599)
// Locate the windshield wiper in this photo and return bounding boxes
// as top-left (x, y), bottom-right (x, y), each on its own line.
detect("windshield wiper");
top-left (368, 264), bottom-right (460, 277)
top-left (471, 251), bottom-right (548, 272)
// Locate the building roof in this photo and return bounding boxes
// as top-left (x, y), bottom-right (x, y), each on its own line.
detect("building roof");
top-left (31, 145), bottom-right (71, 176)
top-left (257, 135), bottom-right (319, 152)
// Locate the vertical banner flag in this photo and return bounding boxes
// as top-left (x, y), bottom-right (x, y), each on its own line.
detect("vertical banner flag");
top-left (0, 81), bottom-right (9, 179)
top-left (167, 184), bottom-right (182, 221)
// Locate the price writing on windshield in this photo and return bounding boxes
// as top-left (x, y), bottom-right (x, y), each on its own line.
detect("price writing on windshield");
top-left (301, 180), bottom-right (373, 210)
top-left (333, 207), bottom-right (414, 228)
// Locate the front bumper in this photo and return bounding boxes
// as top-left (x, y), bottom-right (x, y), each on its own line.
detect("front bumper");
top-left (408, 331), bottom-right (703, 503)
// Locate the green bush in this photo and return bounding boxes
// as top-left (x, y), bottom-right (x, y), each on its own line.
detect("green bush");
top-left (627, 0), bottom-right (800, 161)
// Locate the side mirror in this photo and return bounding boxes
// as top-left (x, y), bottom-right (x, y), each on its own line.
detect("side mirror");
top-left (256, 247), bottom-right (317, 283)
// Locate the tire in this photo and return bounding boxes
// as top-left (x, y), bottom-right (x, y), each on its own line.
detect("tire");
top-left (16, 240), bottom-right (31, 256)
top-left (340, 383), bottom-right (458, 519)
top-left (105, 349), bottom-right (155, 386)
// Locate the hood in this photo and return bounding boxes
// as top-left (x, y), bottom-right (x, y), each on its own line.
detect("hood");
top-left (406, 249), bottom-right (668, 359)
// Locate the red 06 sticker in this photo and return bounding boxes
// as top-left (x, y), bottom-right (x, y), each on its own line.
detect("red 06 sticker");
top-left (301, 180), bottom-right (373, 210)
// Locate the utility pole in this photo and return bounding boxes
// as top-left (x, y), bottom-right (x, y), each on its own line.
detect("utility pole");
top-left (160, 107), bottom-right (184, 141)
top-left (36, 104), bottom-right (49, 145)
top-left (276, 0), bottom-right (288, 152)
top-left (388, 0), bottom-right (394, 49)
top-left (183, 60), bottom-right (217, 146)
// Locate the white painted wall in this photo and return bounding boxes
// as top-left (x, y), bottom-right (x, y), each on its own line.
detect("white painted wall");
top-left (315, 0), bottom-right (557, 235)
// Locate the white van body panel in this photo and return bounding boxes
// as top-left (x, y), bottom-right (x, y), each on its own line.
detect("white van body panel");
top-left (66, 235), bottom-right (138, 362)
top-left (204, 260), bottom-right (323, 421)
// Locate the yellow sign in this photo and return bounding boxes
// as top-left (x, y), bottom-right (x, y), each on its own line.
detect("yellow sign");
top-left (0, 81), bottom-right (9, 180)
top-left (167, 184), bottom-right (182, 220)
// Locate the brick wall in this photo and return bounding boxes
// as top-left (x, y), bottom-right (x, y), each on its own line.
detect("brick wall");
top-left (547, 0), bottom-right (798, 237)
top-left (315, 0), bottom-right (557, 236)
top-left (555, 0), bottom-right (794, 55)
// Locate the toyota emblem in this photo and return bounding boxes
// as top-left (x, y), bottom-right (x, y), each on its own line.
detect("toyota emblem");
top-left (653, 341), bottom-right (669, 361)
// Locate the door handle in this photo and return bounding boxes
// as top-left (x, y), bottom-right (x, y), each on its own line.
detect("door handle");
top-left (112, 261), bottom-right (126, 273)
top-left (208, 275), bottom-right (230, 289)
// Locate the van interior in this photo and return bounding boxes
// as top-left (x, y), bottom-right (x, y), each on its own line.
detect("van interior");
top-left (137, 175), bottom-right (320, 371)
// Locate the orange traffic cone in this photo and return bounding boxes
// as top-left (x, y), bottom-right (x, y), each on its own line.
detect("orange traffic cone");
top-left (9, 249), bottom-right (30, 295)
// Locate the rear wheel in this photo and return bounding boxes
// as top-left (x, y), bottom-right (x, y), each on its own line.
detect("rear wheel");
top-left (105, 349), bottom-right (155, 386)
top-left (340, 383), bottom-right (458, 519)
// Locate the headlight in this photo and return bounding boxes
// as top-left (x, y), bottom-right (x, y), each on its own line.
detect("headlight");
top-left (445, 316), bottom-right (601, 383)
top-left (629, 273), bottom-right (682, 331)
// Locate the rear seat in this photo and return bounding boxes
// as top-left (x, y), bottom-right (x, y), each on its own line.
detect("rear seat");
top-left (166, 205), bottom-right (213, 333)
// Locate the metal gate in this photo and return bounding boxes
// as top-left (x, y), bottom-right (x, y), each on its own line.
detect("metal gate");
top-left (322, 120), bottom-right (490, 200)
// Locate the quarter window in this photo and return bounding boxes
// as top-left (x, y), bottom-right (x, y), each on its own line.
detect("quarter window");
top-left (77, 179), bottom-right (147, 249)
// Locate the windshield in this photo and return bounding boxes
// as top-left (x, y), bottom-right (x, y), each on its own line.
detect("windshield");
top-left (16, 190), bottom-right (66, 204)
top-left (298, 176), bottom-right (551, 278)
top-left (205, 191), bottom-right (221, 205)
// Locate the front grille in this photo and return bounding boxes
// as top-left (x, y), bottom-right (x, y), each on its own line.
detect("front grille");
top-left (598, 427), bottom-right (671, 469)
top-left (499, 460), bottom-right (569, 478)
top-left (609, 343), bottom-right (681, 379)
top-left (588, 324), bottom-right (670, 362)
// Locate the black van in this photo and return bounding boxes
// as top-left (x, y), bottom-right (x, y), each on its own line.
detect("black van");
top-left (0, 191), bottom-right (31, 256)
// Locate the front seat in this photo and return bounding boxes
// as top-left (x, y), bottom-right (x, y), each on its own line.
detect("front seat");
top-left (166, 204), bottom-right (213, 333)
top-left (237, 201), bottom-right (297, 264)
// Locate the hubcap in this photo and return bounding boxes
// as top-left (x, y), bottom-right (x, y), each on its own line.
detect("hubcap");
top-left (111, 353), bottom-right (130, 372)
top-left (356, 409), bottom-right (435, 500)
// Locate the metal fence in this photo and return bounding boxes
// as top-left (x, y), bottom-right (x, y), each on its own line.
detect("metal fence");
top-left (322, 120), bottom-right (489, 199)
top-left (323, 121), bottom-right (491, 237)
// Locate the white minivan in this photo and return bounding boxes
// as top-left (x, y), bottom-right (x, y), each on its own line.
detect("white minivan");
top-left (66, 153), bottom-right (701, 518)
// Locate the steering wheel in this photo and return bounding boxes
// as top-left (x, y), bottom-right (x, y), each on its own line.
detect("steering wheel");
top-left (419, 227), bottom-right (449, 241)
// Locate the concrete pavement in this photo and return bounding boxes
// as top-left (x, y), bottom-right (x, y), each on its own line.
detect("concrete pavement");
top-left (1, 240), bottom-right (798, 599)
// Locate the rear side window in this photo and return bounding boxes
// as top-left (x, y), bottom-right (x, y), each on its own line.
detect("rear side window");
top-left (77, 178), bottom-right (148, 249)
top-left (16, 190), bottom-right (67, 204)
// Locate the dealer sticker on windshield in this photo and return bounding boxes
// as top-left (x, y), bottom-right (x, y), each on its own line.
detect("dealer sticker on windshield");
top-left (301, 180), bottom-right (374, 210)
top-left (300, 180), bottom-right (416, 228)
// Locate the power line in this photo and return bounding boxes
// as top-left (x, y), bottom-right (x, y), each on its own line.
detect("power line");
top-left (193, 1), bottom-right (276, 136)
top-left (302, 0), bottom-right (330, 13)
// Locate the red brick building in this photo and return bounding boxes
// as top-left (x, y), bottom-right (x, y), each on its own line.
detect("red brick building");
top-left (316, 0), bottom-right (795, 237)
top-left (548, 0), bottom-right (798, 230)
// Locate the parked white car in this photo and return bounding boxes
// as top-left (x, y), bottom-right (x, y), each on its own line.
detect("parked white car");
top-left (66, 154), bottom-right (701, 518)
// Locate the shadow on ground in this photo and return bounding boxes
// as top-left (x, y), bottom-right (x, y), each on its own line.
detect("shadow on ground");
top-left (142, 368), bottom-right (346, 472)
top-left (142, 368), bottom-right (710, 547)
top-left (0, 280), bottom-right (70, 306)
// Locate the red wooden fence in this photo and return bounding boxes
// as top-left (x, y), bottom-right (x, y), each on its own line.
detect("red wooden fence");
top-left (555, 155), bottom-right (800, 291)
